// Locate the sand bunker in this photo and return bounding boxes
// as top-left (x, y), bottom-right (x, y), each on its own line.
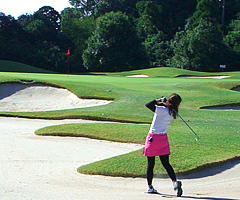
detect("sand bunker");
top-left (201, 105), bottom-right (240, 110)
top-left (0, 83), bottom-right (112, 112)
top-left (193, 76), bottom-right (230, 79)
top-left (194, 76), bottom-right (230, 79)
top-left (233, 86), bottom-right (240, 92)
top-left (177, 75), bottom-right (230, 79)
top-left (126, 74), bottom-right (149, 77)
top-left (200, 87), bottom-right (240, 110)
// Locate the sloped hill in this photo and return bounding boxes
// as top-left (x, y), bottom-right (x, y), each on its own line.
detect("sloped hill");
top-left (109, 67), bottom-right (238, 78)
top-left (0, 60), bottom-right (55, 73)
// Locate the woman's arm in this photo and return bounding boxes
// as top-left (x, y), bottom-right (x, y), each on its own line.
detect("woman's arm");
top-left (145, 100), bottom-right (157, 112)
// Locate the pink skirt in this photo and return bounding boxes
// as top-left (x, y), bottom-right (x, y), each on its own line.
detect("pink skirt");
top-left (143, 132), bottom-right (170, 157)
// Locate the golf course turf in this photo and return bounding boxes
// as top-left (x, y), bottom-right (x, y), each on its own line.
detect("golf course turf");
top-left (0, 60), bottom-right (239, 177)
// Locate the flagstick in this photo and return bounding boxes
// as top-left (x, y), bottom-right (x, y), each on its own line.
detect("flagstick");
top-left (67, 54), bottom-right (69, 74)
top-left (67, 49), bottom-right (70, 74)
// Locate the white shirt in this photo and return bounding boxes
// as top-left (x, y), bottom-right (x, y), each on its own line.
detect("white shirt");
top-left (149, 106), bottom-right (172, 134)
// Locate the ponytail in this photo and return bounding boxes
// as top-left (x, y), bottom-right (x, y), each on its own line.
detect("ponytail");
top-left (166, 93), bottom-right (182, 119)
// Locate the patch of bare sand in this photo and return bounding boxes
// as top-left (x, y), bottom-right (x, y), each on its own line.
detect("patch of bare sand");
top-left (126, 74), bottom-right (149, 77)
top-left (0, 83), bottom-right (112, 112)
top-left (201, 86), bottom-right (240, 110)
top-left (177, 75), bottom-right (230, 79)
top-left (193, 76), bottom-right (230, 79)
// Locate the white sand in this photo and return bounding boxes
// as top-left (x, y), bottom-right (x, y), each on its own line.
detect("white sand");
top-left (126, 74), bottom-right (149, 77)
top-left (125, 75), bottom-right (230, 79)
top-left (0, 83), bottom-right (112, 112)
top-left (187, 76), bottom-right (230, 79)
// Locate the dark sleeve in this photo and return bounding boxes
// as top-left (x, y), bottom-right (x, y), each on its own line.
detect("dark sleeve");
top-left (145, 100), bottom-right (157, 112)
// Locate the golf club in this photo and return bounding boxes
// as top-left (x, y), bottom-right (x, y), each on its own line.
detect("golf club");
top-left (173, 109), bottom-right (199, 141)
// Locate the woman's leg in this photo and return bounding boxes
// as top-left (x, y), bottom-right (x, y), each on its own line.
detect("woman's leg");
top-left (147, 156), bottom-right (155, 186)
top-left (159, 155), bottom-right (176, 182)
top-left (160, 155), bottom-right (183, 197)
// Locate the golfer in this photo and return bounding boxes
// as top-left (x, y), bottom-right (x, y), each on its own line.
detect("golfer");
top-left (143, 93), bottom-right (183, 197)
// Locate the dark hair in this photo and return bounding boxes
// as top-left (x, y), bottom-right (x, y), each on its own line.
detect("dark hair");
top-left (166, 93), bottom-right (182, 119)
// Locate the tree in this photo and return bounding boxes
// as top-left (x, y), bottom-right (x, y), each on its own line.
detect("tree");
top-left (223, 13), bottom-right (240, 70)
top-left (69, 0), bottom-right (102, 15)
top-left (60, 7), bottom-right (96, 72)
top-left (191, 0), bottom-right (240, 33)
top-left (32, 6), bottom-right (61, 42)
top-left (170, 19), bottom-right (234, 71)
top-left (19, 7), bottom-right (60, 43)
top-left (61, 7), bottom-right (95, 45)
top-left (224, 13), bottom-right (240, 53)
top-left (82, 11), bottom-right (149, 71)
top-left (69, 0), bottom-right (139, 18)
top-left (192, 0), bottom-right (222, 25)
top-left (144, 31), bottom-right (172, 67)
top-left (0, 13), bottom-right (35, 63)
top-left (135, 0), bottom-right (197, 40)
top-left (18, 7), bottom-right (68, 72)
top-left (95, 0), bottom-right (139, 18)
top-left (36, 6), bottom-right (61, 31)
top-left (0, 13), bottom-right (24, 41)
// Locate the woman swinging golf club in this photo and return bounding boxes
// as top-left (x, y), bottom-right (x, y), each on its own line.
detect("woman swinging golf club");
top-left (143, 93), bottom-right (183, 197)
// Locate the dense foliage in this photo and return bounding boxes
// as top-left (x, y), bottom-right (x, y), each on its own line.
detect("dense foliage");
top-left (0, 0), bottom-right (240, 72)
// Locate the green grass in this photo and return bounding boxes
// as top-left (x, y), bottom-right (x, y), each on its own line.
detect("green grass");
top-left (0, 61), bottom-right (239, 177)
top-left (36, 109), bottom-right (240, 177)
top-left (106, 67), bottom-right (240, 79)
top-left (0, 60), bottom-right (55, 73)
top-left (0, 71), bottom-right (239, 121)
top-left (35, 123), bottom-right (149, 143)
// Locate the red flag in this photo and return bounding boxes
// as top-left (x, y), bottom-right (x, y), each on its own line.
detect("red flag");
top-left (67, 49), bottom-right (70, 55)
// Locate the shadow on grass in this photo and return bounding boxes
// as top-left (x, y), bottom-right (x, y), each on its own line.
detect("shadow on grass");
top-left (0, 81), bottom-right (62, 100)
top-left (179, 158), bottom-right (240, 179)
top-left (200, 103), bottom-right (240, 110)
top-left (154, 157), bottom-right (240, 180)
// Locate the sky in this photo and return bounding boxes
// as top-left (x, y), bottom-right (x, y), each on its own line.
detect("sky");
top-left (1, 0), bottom-right (72, 18)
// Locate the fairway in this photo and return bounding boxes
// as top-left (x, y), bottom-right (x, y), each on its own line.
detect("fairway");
top-left (0, 65), bottom-right (239, 177)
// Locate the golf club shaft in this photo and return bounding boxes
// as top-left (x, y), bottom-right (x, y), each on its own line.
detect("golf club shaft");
top-left (173, 109), bottom-right (199, 138)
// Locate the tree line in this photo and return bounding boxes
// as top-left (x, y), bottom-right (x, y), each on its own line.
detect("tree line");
top-left (0, 0), bottom-right (239, 73)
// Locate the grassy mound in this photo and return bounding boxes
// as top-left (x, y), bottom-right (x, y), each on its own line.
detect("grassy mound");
top-left (107, 67), bottom-right (240, 78)
top-left (0, 60), bottom-right (55, 73)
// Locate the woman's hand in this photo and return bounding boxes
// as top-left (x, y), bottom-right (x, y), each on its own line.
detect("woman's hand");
top-left (156, 99), bottom-right (162, 104)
